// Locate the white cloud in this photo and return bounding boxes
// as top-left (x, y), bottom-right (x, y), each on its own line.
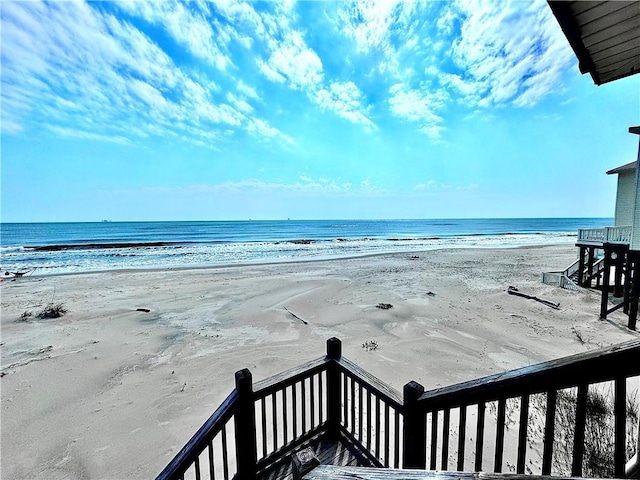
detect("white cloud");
top-left (315, 82), bottom-right (376, 130)
top-left (247, 119), bottom-right (296, 147)
top-left (414, 181), bottom-right (479, 191)
top-left (388, 84), bottom-right (446, 139)
top-left (441, 0), bottom-right (574, 108)
top-left (115, 1), bottom-right (231, 70)
top-left (0, 1), bottom-right (295, 148)
top-left (264, 30), bottom-right (324, 91)
top-left (225, 2), bottom-right (374, 130)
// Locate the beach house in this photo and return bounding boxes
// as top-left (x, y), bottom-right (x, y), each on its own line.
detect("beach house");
top-left (157, 2), bottom-right (640, 479)
top-left (541, 1), bottom-right (640, 331)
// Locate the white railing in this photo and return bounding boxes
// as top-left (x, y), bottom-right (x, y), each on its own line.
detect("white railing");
top-left (577, 225), bottom-right (631, 245)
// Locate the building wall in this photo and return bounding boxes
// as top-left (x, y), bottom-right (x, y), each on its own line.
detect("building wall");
top-left (616, 171), bottom-right (636, 226)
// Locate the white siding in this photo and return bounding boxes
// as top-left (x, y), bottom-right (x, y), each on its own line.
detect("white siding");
top-left (615, 171), bottom-right (636, 226)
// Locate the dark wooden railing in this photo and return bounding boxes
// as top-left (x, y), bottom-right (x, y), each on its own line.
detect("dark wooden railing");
top-left (157, 338), bottom-right (640, 480)
top-left (410, 340), bottom-right (640, 477)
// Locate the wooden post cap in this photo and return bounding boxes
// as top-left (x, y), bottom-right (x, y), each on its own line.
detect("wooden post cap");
top-left (326, 337), bottom-right (342, 359)
top-left (292, 447), bottom-right (320, 480)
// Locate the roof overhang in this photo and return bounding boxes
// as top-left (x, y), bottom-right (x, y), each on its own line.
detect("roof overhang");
top-left (606, 161), bottom-right (636, 175)
top-left (548, 1), bottom-right (640, 85)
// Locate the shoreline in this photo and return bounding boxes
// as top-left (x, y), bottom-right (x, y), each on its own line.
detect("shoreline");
top-left (2, 242), bottom-right (573, 280)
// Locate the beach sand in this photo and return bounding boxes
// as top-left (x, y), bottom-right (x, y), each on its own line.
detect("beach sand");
top-left (1, 245), bottom-right (637, 479)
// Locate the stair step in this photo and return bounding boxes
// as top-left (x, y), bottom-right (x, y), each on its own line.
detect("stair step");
top-left (304, 466), bottom-right (593, 480)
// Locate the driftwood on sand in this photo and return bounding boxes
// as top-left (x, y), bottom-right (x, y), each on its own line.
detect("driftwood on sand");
top-left (507, 286), bottom-right (559, 309)
top-left (283, 306), bottom-right (308, 325)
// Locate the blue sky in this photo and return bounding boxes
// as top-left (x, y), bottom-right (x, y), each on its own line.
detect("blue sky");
top-left (1, 0), bottom-right (638, 222)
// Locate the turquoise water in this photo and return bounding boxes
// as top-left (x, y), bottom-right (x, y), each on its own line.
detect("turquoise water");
top-left (0, 218), bottom-right (612, 275)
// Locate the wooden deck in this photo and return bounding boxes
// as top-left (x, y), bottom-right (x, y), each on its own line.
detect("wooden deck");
top-left (260, 436), bottom-right (375, 480)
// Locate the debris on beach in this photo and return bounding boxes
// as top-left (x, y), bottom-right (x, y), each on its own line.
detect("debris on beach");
top-left (18, 311), bottom-right (33, 322)
top-left (4, 268), bottom-right (36, 278)
top-left (376, 303), bottom-right (393, 310)
top-left (283, 306), bottom-right (309, 325)
top-left (410, 255), bottom-right (420, 260)
top-left (136, 308), bottom-right (151, 313)
top-left (507, 286), bottom-right (559, 309)
top-left (426, 291), bottom-right (436, 297)
top-left (37, 303), bottom-right (68, 319)
top-left (362, 340), bottom-right (378, 351)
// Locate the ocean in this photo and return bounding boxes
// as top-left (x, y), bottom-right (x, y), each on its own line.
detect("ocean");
top-left (0, 218), bottom-right (612, 276)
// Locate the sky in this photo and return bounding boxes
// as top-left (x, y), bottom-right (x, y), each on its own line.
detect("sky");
top-left (1, 0), bottom-right (639, 222)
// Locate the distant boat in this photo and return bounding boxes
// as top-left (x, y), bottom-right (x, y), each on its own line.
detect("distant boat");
top-left (101, 220), bottom-right (111, 222)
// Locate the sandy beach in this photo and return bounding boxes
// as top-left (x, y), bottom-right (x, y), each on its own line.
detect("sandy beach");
top-left (1, 244), bottom-right (638, 479)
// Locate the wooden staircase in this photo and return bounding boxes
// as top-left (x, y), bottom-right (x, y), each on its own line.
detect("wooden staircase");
top-left (157, 338), bottom-right (640, 480)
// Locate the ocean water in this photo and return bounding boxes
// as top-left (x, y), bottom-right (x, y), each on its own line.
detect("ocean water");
top-left (0, 218), bottom-right (612, 276)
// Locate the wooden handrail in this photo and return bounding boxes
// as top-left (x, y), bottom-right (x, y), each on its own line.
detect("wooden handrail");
top-left (418, 339), bottom-right (640, 409)
top-left (252, 357), bottom-right (329, 398)
top-left (336, 357), bottom-right (404, 409)
top-left (156, 389), bottom-right (238, 480)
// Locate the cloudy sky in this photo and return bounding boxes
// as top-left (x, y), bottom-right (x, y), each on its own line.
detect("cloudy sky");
top-left (1, 0), bottom-right (638, 222)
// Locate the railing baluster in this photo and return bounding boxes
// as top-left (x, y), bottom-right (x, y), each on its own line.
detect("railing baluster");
top-left (457, 405), bottom-right (467, 471)
top-left (261, 396), bottom-right (267, 457)
top-left (194, 457), bottom-right (201, 480)
top-left (572, 384), bottom-right (588, 476)
top-left (318, 372), bottom-right (324, 423)
top-left (615, 376), bottom-right (627, 477)
top-left (475, 402), bottom-right (485, 471)
top-left (310, 374), bottom-right (315, 428)
top-left (375, 396), bottom-right (381, 457)
top-left (221, 425), bottom-right (229, 480)
top-left (442, 408), bottom-right (450, 470)
top-left (351, 376), bottom-right (356, 433)
top-left (517, 394), bottom-right (529, 474)
top-left (301, 379), bottom-right (307, 434)
top-left (272, 393), bottom-right (278, 450)
top-left (430, 411), bottom-right (438, 470)
top-left (542, 390), bottom-right (557, 475)
top-left (282, 386), bottom-right (288, 445)
top-left (343, 373), bottom-right (348, 427)
top-left (208, 442), bottom-right (215, 480)
top-left (384, 403), bottom-right (390, 467)
top-left (366, 389), bottom-right (372, 451)
top-left (394, 408), bottom-right (400, 468)
top-left (358, 382), bottom-right (363, 441)
top-left (494, 398), bottom-right (506, 472)
top-left (292, 382), bottom-right (298, 439)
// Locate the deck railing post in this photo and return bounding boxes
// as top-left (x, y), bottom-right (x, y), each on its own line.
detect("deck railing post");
top-left (234, 368), bottom-right (257, 480)
top-left (326, 337), bottom-right (342, 439)
top-left (402, 380), bottom-right (426, 469)
top-left (600, 245), bottom-right (612, 319)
